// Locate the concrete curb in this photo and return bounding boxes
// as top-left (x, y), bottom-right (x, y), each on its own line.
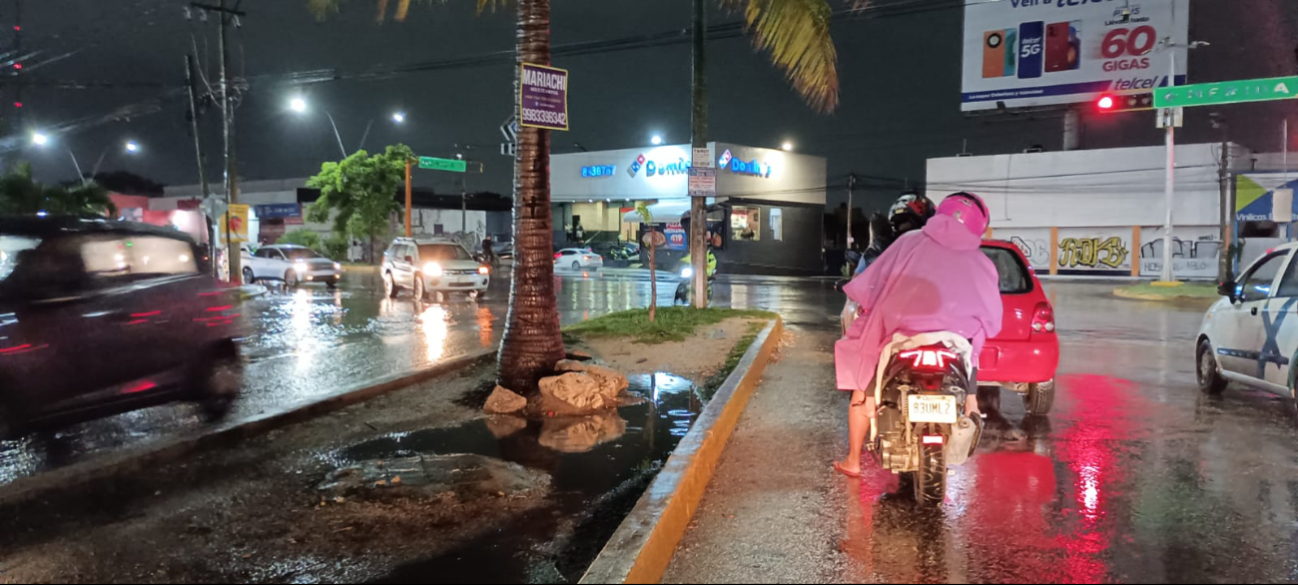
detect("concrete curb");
top-left (580, 317), bottom-right (784, 585)
top-left (0, 349), bottom-right (496, 507)
top-left (1113, 287), bottom-right (1219, 303)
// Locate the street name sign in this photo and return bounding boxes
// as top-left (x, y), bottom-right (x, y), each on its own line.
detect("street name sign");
top-left (1155, 76), bottom-right (1298, 109)
top-left (419, 157), bottom-right (467, 173)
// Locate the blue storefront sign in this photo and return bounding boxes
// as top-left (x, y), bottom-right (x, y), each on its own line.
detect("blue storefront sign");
top-left (255, 203), bottom-right (301, 220)
top-left (581, 165), bottom-right (616, 178)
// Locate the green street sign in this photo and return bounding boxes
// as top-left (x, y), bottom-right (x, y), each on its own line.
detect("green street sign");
top-left (418, 157), bottom-right (467, 173)
top-left (1155, 76), bottom-right (1298, 109)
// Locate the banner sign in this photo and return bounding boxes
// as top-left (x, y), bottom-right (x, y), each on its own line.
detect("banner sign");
top-left (520, 63), bottom-right (569, 131)
top-left (961, 0), bottom-right (1189, 112)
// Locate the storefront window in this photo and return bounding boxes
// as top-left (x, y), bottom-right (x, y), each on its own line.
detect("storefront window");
top-left (769, 208), bottom-right (783, 241)
top-left (731, 206), bottom-right (761, 241)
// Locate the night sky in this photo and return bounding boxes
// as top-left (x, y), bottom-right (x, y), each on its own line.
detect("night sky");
top-left (7, 0), bottom-right (1298, 211)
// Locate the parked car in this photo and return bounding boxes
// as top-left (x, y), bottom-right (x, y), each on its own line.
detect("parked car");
top-left (242, 244), bottom-right (342, 288)
top-left (382, 237), bottom-right (491, 300)
top-left (840, 240), bottom-right (1059, 415)
top-left (555, 247), bottom-right (604, 271)
top-left (0, 216), bottom-right (244, 438)
top-left (1197, 243), bottom-right (1298, 401)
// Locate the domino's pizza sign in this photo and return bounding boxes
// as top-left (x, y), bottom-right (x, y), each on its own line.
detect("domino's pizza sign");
top-left (719, 149), bottom-right (773, 179)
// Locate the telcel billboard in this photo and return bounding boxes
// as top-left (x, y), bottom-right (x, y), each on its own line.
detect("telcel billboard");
top-left (961, 0), bottom-right (1189, 112)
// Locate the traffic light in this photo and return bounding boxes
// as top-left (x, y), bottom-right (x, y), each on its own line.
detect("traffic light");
top-left (1096, 92), bottom-right (1155, 113)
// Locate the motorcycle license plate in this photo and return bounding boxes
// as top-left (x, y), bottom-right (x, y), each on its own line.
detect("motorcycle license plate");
top-left (908, 395), bottom-right (958, 424)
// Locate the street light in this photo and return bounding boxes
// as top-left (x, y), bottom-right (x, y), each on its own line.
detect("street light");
top-left (782, 141), bottom-right (794, 152)
top-left (289, 96), bottom-right (308, 114)
top-left (31, 132), bottom-right (48, 146)
top-left (651, 135), bottom-right (663, 146)
top-left (125, 141), bottom-right (140, 153)
top-left (392, 112), bottom-right (406, 124)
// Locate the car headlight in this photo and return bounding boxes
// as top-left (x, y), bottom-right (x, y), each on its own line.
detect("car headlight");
top-left (680, 266), bottom-right (694, 279)
top-left (478, 265), bottom-right (490, 275)
top-left (423, 262), bottom-right (443, 277)
top-left (334, 262), bottom-right (342, 271)
top-left (294, 262), bottom-right (308, 273)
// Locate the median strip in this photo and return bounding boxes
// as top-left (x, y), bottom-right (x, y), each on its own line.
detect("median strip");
top-left (579, 317), bottom-right (784, 585)
top-left (0, 349), bottom-right (496, 507)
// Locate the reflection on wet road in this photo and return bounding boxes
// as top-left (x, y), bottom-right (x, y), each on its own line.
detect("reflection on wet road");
top-left (0, 270), bottom-right (840, 486)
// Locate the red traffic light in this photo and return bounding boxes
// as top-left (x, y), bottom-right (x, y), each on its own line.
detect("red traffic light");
top-left (1097, 95), bottom-right (1115, 110)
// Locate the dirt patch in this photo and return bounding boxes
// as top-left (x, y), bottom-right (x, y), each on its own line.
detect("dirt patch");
top-left (0, 364), bottom-right (552, 584)
top-left (578, 317), bottom-right (769, 381)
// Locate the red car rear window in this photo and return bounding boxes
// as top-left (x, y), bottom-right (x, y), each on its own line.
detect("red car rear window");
top-left (982, 247), bottom-right (1033, 294)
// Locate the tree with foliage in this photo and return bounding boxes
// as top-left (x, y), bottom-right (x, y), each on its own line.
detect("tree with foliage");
top-left (0, 162), bottom-right (117, 217)
top-left (305, 144), bottom-right (413, 264)
top-left (308, 0), bottom-right (567, 394)
top-left (278, 228), bottom-right (323, 251)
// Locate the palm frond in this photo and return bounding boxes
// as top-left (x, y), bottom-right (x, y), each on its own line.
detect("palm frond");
top-left (722, 0), bottom-right (841, 113)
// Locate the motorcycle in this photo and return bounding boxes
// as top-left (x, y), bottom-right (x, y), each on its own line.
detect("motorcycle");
top-left (870, 332), bottom-right (983, 506)
top-left (673, 256), bottom-right (714, 305)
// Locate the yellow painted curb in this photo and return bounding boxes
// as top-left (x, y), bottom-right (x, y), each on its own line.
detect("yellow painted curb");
top-left (1113, 288), bottom-right (1215, 303)
top-left (580, 317), bottom-right (784, 585)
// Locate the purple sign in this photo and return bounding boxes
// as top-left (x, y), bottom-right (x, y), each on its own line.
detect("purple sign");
top-left (520, 63), bottom-right (569, 131)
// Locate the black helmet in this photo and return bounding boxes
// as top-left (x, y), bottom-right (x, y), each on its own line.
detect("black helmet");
top-left (888, 193), bottom-right (936, 234)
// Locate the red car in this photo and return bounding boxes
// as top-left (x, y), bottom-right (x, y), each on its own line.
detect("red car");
top-left (976, 240), bottom-right (1060, 415)
top-left (840, 240), bottom-right (1060, 415)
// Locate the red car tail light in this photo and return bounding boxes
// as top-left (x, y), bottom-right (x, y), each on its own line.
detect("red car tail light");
top-left (1031, 302), bottom-right (1056, 334)
top-left (898, 345), bottom-right (959, 373)
top-left (554, 252), bottom-right (562, 260)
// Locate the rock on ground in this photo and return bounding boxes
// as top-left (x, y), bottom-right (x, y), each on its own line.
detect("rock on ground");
top-left (538, 372), bottom-right (615, 414)
top-left (556, 359), bottom-right (630, 401)
top-left (484, 385), bottom-right (528, 415)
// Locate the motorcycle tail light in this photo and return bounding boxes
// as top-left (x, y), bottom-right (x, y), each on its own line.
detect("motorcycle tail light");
top-left (898, 345), bottom-right (959, 373)
top-left (922, 435), bottom-right (945, 445)
top-left (1032, 303), bottom-right (1056, 334)
top-left (916, 375), bottom-right (944, 391)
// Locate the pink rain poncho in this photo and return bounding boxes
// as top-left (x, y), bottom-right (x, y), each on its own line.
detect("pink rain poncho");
top-left (835, 208), bottom-right (1004, 392)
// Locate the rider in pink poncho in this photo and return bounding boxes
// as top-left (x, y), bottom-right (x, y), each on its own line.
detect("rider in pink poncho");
top-left (834, 192), bottom-right (1003, 478)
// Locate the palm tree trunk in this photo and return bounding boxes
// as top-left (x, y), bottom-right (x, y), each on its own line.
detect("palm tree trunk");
top-left (499, 0), bottom-right (565, 394)
top-left (689, 0), bottom-right (708, 309)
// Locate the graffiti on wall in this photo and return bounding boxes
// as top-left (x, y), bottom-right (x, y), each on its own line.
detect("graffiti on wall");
top-left (1139, 235), bottom-right (1221, 279)
top-left (1010, 235), bottom-right (1051, 270)
top-left (1058, 236), bottom-right (1130, 270)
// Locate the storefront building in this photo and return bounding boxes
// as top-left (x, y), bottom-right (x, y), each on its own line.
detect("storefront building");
top-left (550, 142), bottom-right (827, 275)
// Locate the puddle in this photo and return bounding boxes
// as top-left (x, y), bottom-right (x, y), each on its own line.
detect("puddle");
top-left (324, 372), bottom-right (702, 584)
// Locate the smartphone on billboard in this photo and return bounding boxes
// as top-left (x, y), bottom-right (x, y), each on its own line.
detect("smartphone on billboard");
top-left (1045, 21), bottom-right (1082, 72)
top-left (982, 30), bottom-right (1006, 78)
top-left (1017, 21), bottom-right (1044, 79)
top-left (1003, 29), bottom-right (1018, 77)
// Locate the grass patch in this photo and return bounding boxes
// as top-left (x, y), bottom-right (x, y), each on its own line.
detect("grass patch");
top-left (564, 307), bottom-right (777, 344)
top-left (1118, 283), bottom-right (1220, 299)
top-left (699, 321), bottom-right (766, 401)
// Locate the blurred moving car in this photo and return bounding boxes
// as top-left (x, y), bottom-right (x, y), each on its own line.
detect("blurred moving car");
top-left (1197, 243), bottom-right (1298, 401)
top-left (0, 217), bottom-right (244, 438)
top-left (242, 244), bottom-right (342, 288)
top-left (554, 247), bottom-right (604, 271)
top-left (840, 240), bottom-right (1059, 415)
top-left (382, 237), bottom-right (491, 300)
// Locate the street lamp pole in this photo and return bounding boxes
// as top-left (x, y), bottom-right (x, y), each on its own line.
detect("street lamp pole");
top-left (1162, 49), bottom-right (1176, 283)
top-left (67, 150), bottom-right (86, 186)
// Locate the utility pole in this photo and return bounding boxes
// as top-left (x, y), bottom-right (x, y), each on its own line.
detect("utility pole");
top-left (689, 0), bottom-right (708, 309)
top-left (1161, 49), bottom-right (1176, 283)
top-left (192, 0), bottom-right (246, 284)
top-left (462, 174), bottom-right (468, 234)
top-left (404, 158), bottom-right (413, 237)
top-left (846, 174), bottom-right (856, 249)
top-left (1219, 140), bottom-right (1232, 283)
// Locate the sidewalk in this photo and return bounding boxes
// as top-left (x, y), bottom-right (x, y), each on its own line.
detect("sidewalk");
top-left (662, 326), bottom-right (855, 583)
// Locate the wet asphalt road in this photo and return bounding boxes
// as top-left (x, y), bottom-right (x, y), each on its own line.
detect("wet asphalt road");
top-left (666, 283), bottom-right (1298, 584)
top-left (0, 267), bottom-right (839, 487)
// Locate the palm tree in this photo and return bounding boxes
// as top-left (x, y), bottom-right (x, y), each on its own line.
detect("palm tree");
top-left (310, 0), bottom-right (566, 393)
top-left (0, 163), bottom-right (117, 217)
top-left (688, 0), bottom-right (844, 307)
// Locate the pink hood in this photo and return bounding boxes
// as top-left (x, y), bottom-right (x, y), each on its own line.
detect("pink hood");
top-left (835, 215), bottom-right (1004, 391)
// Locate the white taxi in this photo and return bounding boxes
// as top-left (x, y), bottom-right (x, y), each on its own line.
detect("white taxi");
top-left (1198, 243), bottom-right (1298, 400)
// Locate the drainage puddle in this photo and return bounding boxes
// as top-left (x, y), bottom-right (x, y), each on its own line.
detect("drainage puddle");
top-left (323, 373), bottom-right (702, 584)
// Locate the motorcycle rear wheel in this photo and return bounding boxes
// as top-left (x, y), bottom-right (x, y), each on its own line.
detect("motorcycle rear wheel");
top-left (914, 439), bottom-right (947, 507)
